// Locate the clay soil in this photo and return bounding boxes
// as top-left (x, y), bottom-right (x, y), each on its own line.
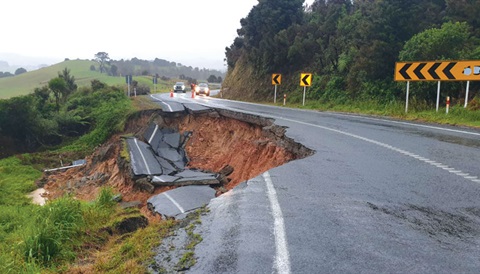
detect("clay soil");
top-left (41, 109), bottom-right (312, 218)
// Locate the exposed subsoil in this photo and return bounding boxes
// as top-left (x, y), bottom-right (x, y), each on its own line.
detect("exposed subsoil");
top-left (40, 108), bottom-right (313, 220)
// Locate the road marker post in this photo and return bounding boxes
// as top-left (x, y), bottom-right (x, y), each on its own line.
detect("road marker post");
top-left (283, 94), bottom-right (286, 106)
top-left (192, 90), bottom-right (195, 98)
top-left (446, 96), bottom-right (450, 114)
top-left (436, 81), bottom-right (441, 112)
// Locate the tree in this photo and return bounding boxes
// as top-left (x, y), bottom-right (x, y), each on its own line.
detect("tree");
top-left (94, 52), bottom-right (110, 73)
top-left (58, 68), bottom-right (77, 99)
top-left (14, 67), bottom-right (27, 75)
top-left (110, 65), bottom-right (118, 76)
top-left (207, 75), bottom-right (218, 83)
top-left (399, 21), bottom-right (473, 61)
top-left (48, 77), bottom-right (67, 111)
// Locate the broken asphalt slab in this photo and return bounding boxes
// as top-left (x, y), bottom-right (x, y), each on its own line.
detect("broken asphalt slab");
top-left (126, 138), bottom-right (163, 176)
top-left (147, 185), bottom-right (216, 219)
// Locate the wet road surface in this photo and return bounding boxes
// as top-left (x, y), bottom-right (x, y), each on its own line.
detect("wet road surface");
top-left (154, 93), bottom-right (480, 273)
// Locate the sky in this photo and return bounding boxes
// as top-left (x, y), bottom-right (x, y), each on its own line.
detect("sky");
top-left (1, 0), bottom-right (315, 71)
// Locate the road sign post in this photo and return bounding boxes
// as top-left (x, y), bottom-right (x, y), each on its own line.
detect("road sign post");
top-left (405, 81), bottom-right (410, 113)
top-left (465, 81), bottom-right (470, 108)
top-left (272, 74), bottom-right (282, 103)
top-left (436, 81), bottom-right (441, 112)
top-left (300, 73), bottom-right (312, 106)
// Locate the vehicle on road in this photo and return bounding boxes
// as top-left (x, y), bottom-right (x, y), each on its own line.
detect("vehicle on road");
top-left (173, 82), bottom-right (186, 93)
top-left (195, 83), bottom-right (210, 96)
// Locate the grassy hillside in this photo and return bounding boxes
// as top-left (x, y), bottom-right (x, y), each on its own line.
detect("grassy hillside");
top-left (0, 60), bottom-right (172, 99)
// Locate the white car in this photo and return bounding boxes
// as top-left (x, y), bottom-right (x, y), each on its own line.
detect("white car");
top-left (173, 82), bottom-right (186, 93)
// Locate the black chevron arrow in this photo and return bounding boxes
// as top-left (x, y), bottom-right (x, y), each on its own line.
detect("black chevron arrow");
top-left (428, 63), bottom-right (442, 79)
top-left (413, 63), bottom-right (427, 80)
top-left (399, 63), bottom-right (412, 80)
top-left (443, 62), bottom-right (457, 80)
top-left (273, 74), bottom-right (281, 85)
top-left (302, 74), bottom-right (311, 86)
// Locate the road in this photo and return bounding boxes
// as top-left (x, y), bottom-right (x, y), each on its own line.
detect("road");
top-left (151, 92), bottom-right (480, 273)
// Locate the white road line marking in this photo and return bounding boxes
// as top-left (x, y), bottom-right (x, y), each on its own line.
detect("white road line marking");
top-left (133, 138), bottom-right (152, 175)
top-left (163, 192), bottom-right (185, 214)
top-left (148, 124), bottom-right (159, 144)
top-left (149, 94), bottom-right (173, 111)
top-left (278, 118), bottom-right (480, 185)
top-left (263, 172), bottom-right (291, 274)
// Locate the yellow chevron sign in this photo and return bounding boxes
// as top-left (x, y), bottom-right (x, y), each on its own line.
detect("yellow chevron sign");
top-left (395, 61), bottom-right (480, 81)
top-left (300, 73), bottom-right (312, 86)
top-left (272, 74), bottom-right (282, 85)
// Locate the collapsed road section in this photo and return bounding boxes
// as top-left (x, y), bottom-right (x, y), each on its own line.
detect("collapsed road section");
top-left (125, 106), bottom-right (314, 219)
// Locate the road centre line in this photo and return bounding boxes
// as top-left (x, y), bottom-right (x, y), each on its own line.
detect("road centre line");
top-left (133, 138), bottom-right (152, 175)
top-left (279, 116), bottom-right (480, 185)
top-left (263, 172), bottom-right (291, 274)
top-left (162, 192), bottom-right (185, 214)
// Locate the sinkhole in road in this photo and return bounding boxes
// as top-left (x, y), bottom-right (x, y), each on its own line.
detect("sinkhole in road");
top-left (134, 108), bottom-right (314, 191)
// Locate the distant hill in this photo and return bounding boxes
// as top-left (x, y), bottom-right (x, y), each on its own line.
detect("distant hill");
top-left (0, 58), bottom-right (224, 99)
top-left (0, 60), bottom-right (118, 99)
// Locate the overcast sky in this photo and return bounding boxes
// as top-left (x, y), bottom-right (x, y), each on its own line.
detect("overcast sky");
top-left (1, 0), bottom-right (314, 70)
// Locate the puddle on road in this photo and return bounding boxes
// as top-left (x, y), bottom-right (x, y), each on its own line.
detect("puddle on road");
top-left (367, 202), bottom-right (480, 245)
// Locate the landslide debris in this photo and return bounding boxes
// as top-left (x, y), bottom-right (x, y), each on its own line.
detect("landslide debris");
top-left (40, 108), bottom-right (313, 218)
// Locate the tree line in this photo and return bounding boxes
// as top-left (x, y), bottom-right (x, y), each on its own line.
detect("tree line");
top-left (0, 68), bottom-right (27, 78)
top-left (91, 52), bottom-right (225, 82)
top-left (225, 0), bottom-right (480, 106)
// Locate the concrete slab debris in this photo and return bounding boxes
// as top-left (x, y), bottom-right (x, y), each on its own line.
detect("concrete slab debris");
top-left (147, 185), bottom-right (216, 219)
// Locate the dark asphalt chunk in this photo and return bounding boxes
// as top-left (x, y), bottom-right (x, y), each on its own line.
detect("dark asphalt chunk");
top-left (164, 132), bottom-right (181, 148)
top-left (126, 138), bottom-right (163, 176)
top-left (147, 185), bottom-right (216, 219)
top-left (155, 156), bottom-right (177, 175)
top-left (157, 145), bottom-right (183, 163)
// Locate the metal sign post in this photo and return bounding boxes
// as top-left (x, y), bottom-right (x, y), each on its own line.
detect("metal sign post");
top-left (436, 81), bottom-right (441, 112)
top-left (274, 85), bottom-right (278, 103)
top-left (465, 81), bottom-right (470, 108)
top-left (405, 81), bottom-right (410, 113)
top-left (303, 86), bottom-right (307, 106)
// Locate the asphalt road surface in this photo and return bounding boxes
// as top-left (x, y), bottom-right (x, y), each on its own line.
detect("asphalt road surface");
top-left (153, 92), bottom-right (480, 273)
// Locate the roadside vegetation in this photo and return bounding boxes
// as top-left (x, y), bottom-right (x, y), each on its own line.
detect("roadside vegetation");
top-left (0, 70), bottom-right (181, 272)
top-left (222, 0), bottom-right (480, 128)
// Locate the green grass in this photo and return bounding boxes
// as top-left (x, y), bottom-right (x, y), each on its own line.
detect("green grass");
top-left (0, 60), bottom-right (174, 99)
